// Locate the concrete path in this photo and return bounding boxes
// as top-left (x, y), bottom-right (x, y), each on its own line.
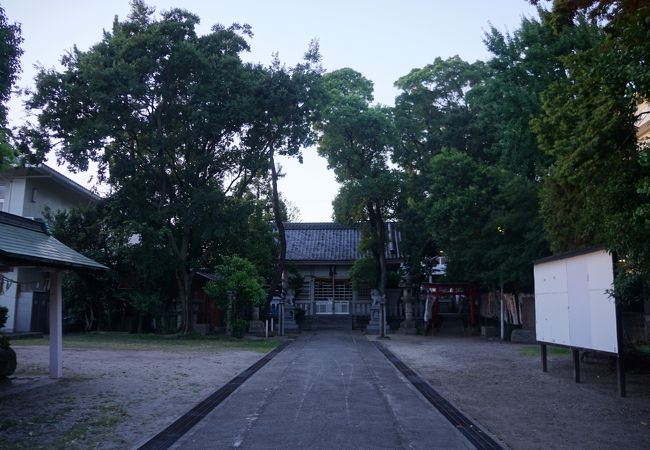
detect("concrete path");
top-left (172, 331), bottom-right (475, 450)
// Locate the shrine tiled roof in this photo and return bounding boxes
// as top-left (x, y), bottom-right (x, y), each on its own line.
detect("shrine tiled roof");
top-left (283, 222), bottom-right (403, 263)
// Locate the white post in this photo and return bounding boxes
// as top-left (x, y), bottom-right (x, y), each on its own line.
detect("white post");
top-left (380, 302), bottom-right (386, 338)
top-left (49, 270), bottom-right (63, 378)
top-left (499, 281), bottom-right (505, 341)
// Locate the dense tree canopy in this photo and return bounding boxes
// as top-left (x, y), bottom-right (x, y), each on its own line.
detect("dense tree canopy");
top-left (0, 6), bottom-right (22, 169)
top-left (242, 47), bottom-right (323, 304)
top-left (391, 13), bottom-right (601, 291)
top-left (317, 68), bottom-right (399, 294)
top-left (531, 1), bottom-right (650, 298)
top-left (26, 2), bottom-right (271, 333)
top-left (9, 0), bottom-right (650, 328)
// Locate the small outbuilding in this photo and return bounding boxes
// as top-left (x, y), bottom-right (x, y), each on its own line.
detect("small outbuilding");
top-left (0, 211), bottom-right (107, 378)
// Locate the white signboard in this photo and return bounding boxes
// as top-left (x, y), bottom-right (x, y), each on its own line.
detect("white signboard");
top-left (534, 249), bottom-right (618, 354)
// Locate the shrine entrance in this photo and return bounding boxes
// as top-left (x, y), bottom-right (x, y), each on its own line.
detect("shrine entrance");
top-left (314, 277), bottom-right (352, 315)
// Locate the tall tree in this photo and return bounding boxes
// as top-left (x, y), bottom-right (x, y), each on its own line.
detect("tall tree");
top-left (393, 14), bottom-right (598, 291)
top-left (532, 3), bottom-right (650, 279)
top-left (392, 56), bottom-right (487, 280)
top-left (0, 6), bottom-right (22, 169)
top-left (393, 56), bottom-right (485, 171)
top-left (316, 68), bottom-right (399, 294)
top-left (242, 45), bottom-right (322, 304)
top-left (26, 2), bottom-right (263, 334)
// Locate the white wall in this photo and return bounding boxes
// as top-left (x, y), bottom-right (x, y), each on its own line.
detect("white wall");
top-left (534, 249), bottom-right (618, 354)
top-left (23, 177), bottom-right (94, 219)
top-left (1, 174), bottom-right (95, 332)
top-left (5, 177), bottom-right (26, 215)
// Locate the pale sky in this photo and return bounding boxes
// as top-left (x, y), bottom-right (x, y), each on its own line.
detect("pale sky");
top-left (4, 0), bottom-right (539, 221)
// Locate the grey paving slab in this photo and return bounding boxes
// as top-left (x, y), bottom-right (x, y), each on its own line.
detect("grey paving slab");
top-left (172, 331), bottom-right (475, 450)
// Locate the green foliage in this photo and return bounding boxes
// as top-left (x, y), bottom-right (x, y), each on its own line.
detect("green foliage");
top-left (532, 7), bottom-right (650, 274)
top-left (25, 1), bottom-right (278, 333)
top-left (0, 6), bottom-right (22, 127)
top-left (231, 319), bottom-right (247, 338)
top-left (204, 256), bottom-right (266, 320)
top-left (129, 292), bottom-right (161, 316)
top-left (10, 331), bottom-right (280, 352)
top-left (393, 14), bottom-right (605, 291)
top-left (317, 68), bottom-right (398, 293)
top-left (46, 201), bottom-right (178, 331)
top-left (0, 131), bottom-right (16, 170)
top-left (609, 266), bottom-right (647, 308)
top-left (206, 196), bottom-right (277, 282)
top-left (350, 257), bottom-right (379, 290)
top-left (393, 56), bottom-right (485, 169)
top-left (0, 6), bottom-right (22, 170)
top-left (238, 42), bottom-right (322, 306)
top-left (46, 204), bottom-right (128, 330)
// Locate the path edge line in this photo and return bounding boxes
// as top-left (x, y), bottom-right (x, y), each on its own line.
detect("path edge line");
top-left (136, 340), bottom-right (292, 450)
top-left (374, 341), bottom-right (505, 450)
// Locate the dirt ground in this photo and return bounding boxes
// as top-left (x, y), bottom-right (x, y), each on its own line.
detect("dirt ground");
top-left (380, 332), bottom-right (650, 450)
top-left (2, 333), bottom-right (650, 449)
top-left (0, 344), bottom-right (267, 449)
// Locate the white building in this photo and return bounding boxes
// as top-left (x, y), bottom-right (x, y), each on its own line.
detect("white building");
top-left (0, 164), bottom-right (99, 332)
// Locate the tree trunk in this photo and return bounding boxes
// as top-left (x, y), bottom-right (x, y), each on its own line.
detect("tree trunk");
top-left (368, 202), bottom-right (388, 295)
top-left (171, 225), bottom-right (193, 335)
top-left (267, 152), bottom-right (286, 306)
top-left (176, 268), bottom-right (193, 335)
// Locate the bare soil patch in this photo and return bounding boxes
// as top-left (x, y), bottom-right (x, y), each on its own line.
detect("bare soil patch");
top-left (0, 336), bottom-right (276, 449)
top-left (379, 333), bottom-right (650, 450)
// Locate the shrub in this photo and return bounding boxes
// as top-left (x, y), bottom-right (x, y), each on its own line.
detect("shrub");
top-left (231, 319), bottom-right (247, 338)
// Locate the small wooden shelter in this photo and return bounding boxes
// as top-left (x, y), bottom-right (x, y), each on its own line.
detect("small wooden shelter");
top-left (0, 211), bottom-right (106, 378)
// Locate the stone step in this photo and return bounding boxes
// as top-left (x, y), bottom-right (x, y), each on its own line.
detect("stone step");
top-left (302, 316), bottom-right (352, 330)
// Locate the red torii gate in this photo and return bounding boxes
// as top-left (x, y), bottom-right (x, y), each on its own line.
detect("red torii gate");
top-left (421, 283), bottom-right (479, 331)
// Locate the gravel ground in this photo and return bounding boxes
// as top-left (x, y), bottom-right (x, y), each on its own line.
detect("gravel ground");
top-left (2, 332), bottom-right (650, 450)
top-left (0, 344), bottom-right (266, 449)
top-left (378, 332), bottom-right (650, 450)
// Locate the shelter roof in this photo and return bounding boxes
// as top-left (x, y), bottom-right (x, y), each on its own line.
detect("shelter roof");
top-left (0, 211), bottom-right (107, 271)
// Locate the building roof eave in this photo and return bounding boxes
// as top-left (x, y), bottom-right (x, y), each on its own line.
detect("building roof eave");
top-left (1, 164), bottom-right (101, 202)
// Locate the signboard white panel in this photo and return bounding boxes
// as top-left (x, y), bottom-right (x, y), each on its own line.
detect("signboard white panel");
top-left (534, 249), bottom-right (618, 354)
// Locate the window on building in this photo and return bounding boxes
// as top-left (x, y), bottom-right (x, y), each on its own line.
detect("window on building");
top-left (295, 278), bottom-right (311, 303)
top-left (314, 278), bottom-right (353, 302)
top-left (0, 183), bottom-right (5, 210)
